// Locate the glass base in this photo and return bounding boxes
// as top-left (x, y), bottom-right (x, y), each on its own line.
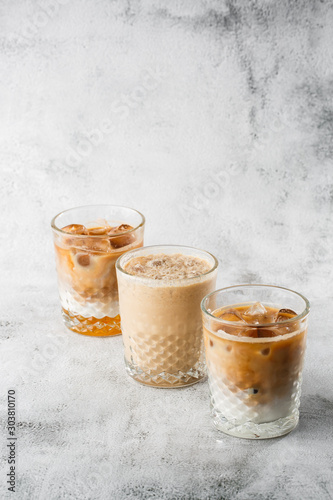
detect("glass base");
top-left (62, 308), bottom-right (121, 337)
top-left (124, 357), bottom-right (206, 388)
top-left (211, 407), bottom-right (299, 439)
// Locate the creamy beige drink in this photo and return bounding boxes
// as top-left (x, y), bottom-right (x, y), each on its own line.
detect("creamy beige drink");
top-left (116, 246), bottom-right (218, 388)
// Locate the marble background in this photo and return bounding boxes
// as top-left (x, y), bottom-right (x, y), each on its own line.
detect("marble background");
top-left (1, 0), bottom-right (333, 499)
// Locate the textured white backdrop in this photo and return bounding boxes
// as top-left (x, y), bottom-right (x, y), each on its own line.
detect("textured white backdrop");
top-left (1, 1), bottom-right (333, 499)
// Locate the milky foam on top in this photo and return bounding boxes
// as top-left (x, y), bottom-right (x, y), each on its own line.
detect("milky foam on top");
top-left (124, 253), bottom-right (212, 280)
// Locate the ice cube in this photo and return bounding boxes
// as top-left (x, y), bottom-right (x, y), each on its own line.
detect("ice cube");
top-left (257, 328), bottom-right (278, 338)
top-left (218, 309), bottom-right (246, 323)
top-left (238, 328), bottom-right (258, 338)
top-left (62, 224), bottom-right (87, 235)
top-left (80, 237), bottom-right (111, 253)
top-left (86, 226), bottom-right (110, 236)
top-left (117, 224), bottom-right (132, 231)
top-left (245, 302), bottom-right (267, 317)
top-left (109, 224), bottom-right (135, 249)
top-left (273, 309), bottom-right (299, 336)
top-left (275, 308), bottom-right (297, 323)
top-left (242, 302), bottom-right (277, 325)
top-left (76, 253), bottom-right (90, 267)
top-left (217, 319), bottom-right (256, 337)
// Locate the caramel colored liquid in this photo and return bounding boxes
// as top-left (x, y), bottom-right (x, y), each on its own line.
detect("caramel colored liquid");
top-left (215, 305), bottom-right (298, 337)
top-left (62, 309), bottom-right (121, 337)
top-left (204, 305), bottom-right (307, 408)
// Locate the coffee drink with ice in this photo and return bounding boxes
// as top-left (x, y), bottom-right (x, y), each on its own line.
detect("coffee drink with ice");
top-left (201, 285), bottom-right (309, 439)
top-left (51, 206), bottom-right (145, 336)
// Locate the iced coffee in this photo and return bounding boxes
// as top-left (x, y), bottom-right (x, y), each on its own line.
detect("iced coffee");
top-left (116, 246), bottom-right (218, 387)
top-left (201, 285), bottom-right (310, 439)
top-left (51, 205), bottom-right (145, 336)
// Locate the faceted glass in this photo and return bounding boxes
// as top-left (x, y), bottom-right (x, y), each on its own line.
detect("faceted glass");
top-left (116, 245), bottom-right (218, 387)
top-left (201, 285), bottom-right (310, 439)
top-left (51, 205), bottom-right (145, 336)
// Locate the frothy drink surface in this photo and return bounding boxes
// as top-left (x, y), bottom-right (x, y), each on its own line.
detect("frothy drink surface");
top-left (117, 251), bottom-right (217, 387)
top-left (124, 253), bottom-right (212, 280)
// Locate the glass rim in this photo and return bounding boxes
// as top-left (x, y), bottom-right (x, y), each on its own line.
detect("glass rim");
top-left (201, 284), bottom-right (310, 328)
top-left (51, 204), bottom-right (145, 238)
top-left (116, 244), bottom-right (219, 283)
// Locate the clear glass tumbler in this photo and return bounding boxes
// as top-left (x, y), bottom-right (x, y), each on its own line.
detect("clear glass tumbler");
top-left (201, 285), bottom-right (310, 439)
top-left (51, 205), bottom-right (145, 336)
top-left (116, 245), bottom-right (218, 387)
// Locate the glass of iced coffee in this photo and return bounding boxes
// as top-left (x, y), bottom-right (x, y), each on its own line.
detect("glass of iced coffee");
top-left (201, 285), bottom-right (310, 439)
top-left (51, 205), bottom-right (145, 336)
top-left (116, 245), bottom-right (218, 387)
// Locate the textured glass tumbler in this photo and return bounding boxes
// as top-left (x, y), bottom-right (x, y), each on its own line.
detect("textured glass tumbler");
top-left (201, 285), bottom-right (310, 439)
top-left (116, 245), bottom-right (218, 387)
top-left (51, 205), bottom-right (145, 337)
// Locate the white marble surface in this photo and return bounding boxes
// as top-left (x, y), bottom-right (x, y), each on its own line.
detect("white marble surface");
top-left (1, 0), bottom-right (333, 498)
